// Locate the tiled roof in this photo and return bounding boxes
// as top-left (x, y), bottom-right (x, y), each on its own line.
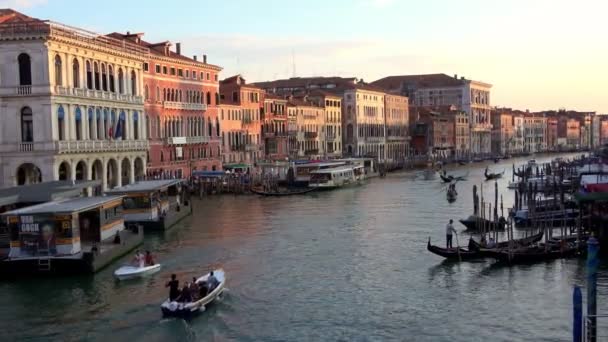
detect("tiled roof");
top-left (107, 32), bottom-right (222, 69)
top-left (253, 76), bottom-right (357, 90)
top-left (0, 9), bottom-right (41, 24)
top-left (372, 73), bottom-right (467, 91)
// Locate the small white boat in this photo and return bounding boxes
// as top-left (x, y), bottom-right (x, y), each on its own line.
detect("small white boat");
top-left (160, 269), bottom-right (226, 317)
top-left (114, 264), bottom-right (161, 280)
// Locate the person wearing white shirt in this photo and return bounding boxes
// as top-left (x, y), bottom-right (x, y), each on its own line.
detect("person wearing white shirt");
top-left (445, 219), bottom-right (457, 249)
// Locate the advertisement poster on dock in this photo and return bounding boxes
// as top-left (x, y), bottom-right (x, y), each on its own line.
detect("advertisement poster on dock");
top-left (18, 215), bottom-right (57, 255)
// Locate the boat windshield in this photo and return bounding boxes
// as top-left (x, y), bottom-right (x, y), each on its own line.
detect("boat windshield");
top-left (310, 173), bottom-right (331, 183)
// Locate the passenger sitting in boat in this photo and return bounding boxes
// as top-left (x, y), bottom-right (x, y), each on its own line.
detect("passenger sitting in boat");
top-left (132, 250), bottom-right (144, 268)
top-left (189, 277), bottom-right (200, 300)
top-left (480, 235), bottom-right (487, 247)
top-left (487, 238), bottom-right (496, 248)
top-left (207, 271), bottom-right (219, 292)
top-left (199, 281), bottom-right (209, 298)
top-left (177, 283), bottom-right (192, 303)
top-left (144, 250), bottom-right (155, 266)
top-left (166, 274), bottom-right (180, 301)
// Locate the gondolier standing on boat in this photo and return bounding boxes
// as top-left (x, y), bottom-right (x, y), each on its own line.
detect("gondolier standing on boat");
top-left (446, 219), bottom-right (457, 249)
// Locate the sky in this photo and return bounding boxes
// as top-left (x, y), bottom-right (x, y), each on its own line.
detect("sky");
top-left (2, 0), bottom-right (608, 113)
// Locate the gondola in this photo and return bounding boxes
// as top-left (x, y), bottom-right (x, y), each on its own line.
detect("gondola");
top-left (427, 238), bottom-right (481, 261)
top-left (483, 243), bottom-right (581, 264)
top-left (447, 189), bottom-right (457, 202)
top-left (439, 174), bottom-right (454, 183)
top-left (468, 230), bottom-right (544, 251)
top-left (250, 186), bottom-right (316, 196)
top-left (484, 168), bottom-right (504, 180)
top-left (459, 215), bottom-right (506, 231)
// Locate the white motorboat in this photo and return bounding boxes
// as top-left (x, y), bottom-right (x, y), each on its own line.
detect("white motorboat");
top-left (114, 264), bottom-right (161, 280)
top-left (160, 269), bottom-right (226, 317)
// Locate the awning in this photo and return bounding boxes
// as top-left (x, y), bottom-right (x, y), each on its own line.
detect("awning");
top-left (192, 171), bottom-right (226, 178)
top-left (223, 163), bottom-right (249, 169)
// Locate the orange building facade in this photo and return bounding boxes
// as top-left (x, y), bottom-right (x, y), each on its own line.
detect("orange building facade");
top-left (110, 33), bottom-right (223, 178)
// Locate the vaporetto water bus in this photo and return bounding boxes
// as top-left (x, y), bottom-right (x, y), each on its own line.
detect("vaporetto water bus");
top-left (308, 165), bottom-right (365, 189)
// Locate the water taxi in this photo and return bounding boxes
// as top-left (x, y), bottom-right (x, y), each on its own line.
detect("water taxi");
top-left (293, 161), bottom-right (347, 185)
top-left (161, 269), bottom-right (226, 318)
top-left (308, 165), bottom-right (365, 189)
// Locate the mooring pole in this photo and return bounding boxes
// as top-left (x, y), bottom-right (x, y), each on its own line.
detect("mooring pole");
top-left (587, 236), bottom-right (599, 342)
top-left (573, 286), bottom-right (582, 342)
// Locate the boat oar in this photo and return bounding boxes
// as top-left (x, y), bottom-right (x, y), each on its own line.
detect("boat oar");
top-left (455, 233), bottom-right (462, 262)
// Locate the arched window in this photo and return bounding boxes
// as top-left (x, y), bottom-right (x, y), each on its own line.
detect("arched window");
top-left (75, 106), bottom-right (82, 140)
top-left (86, 61), bottom-right (92, 89)
top-left (21, 107), bottom-right (33, 142)
top-left (54, 55), bottom-right (62, 86)
top-left (57, 105), bottom-right (65, 140)
top-left (108, 66), bottom-right (115, 92)
top-left (118, 68), bottom-right (124, 94)
top-left (72, 58), bottom-right (80, 88)
top-left (208, 120), bottom-right (212, 137)
top-left (178, 90), bottom-right (182, 102)
top-left (119, 111), bottom-right (126, 140)
top-left (93, 62), bottom-right (100, 90)
top-left (163, 88), bottom-right (166, 101)
top-left (156, 87), bottom-right (160, 102)
top-left (215, 92), bottom-right (220, 105)
top-left (206, 92), bottom-right (211, 105)
top-left (18, 53), bottom-right (32, 86)
top-left (131, 70), bottom-right (137, 95)
top-left (144, 85), bottom-right (149, 101)
top-left (216, 118), bottom-right (220, 137)
top-left (160, 151), bottom-right (164, 162)
top-left (101, 64), bottom-right (107, 91)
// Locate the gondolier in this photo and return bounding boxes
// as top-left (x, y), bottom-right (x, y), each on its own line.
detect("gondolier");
top-left (446, 219), bottom-right (457, 249)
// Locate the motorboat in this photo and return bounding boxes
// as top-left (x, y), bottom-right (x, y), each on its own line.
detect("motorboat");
top-left (114, 264), bottom-right (161, 280)
top-left (160, 269), bottom-right (226, 318)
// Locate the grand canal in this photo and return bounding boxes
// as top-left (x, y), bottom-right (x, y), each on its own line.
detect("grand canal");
top-left (1, 154), bottom-right (608, 341)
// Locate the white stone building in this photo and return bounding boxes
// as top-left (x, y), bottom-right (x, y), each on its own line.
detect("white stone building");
top-left (0, 10), bottom-right (148, 190)
top-left (372, 73), bottom-right (493, 156)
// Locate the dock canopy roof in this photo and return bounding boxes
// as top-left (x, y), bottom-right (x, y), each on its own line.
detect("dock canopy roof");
top-left (0, 180), bottom-right (100, 207)
top-left (1, 195), bottom-right (124, 215)
top-left (192, 171), bottom-right (226, 178)
top-left (105, 179), bottom-right (184, 194)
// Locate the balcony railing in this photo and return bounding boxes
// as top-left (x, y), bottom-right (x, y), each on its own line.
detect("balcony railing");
top-left (55, 86), bottom-right (143, 104)
top-left (305, 149), bottom-right (319, 155)
top-left (245, 144), bottom-right (259, 151)
top-left (325, 133), bottom-right (337, 140)
top-left (17, 85), bottom-right (31, 95)
top-left (263, 132), bottom-right (275, 138)
top-left (304, 132), bottom-right (318, 139)
top-left (471, 123), bottom-right (493, 132)
top-left (163, 101), bottom-right (207, 111)
top-left (19, 142), bottom-right (34, 152)
top-left (55, 139), bottom-right (148, 153)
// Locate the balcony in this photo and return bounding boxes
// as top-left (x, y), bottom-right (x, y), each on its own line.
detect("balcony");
top-left (263, 132), bottom-right (275, 138)
top-left (55, 86), bottom-right (143, 104)
top-left (304, 132), bottom-right (318, 139)
top-left (245, 144), bottom-right (259, 151)
top-left (325, 133), bottom-right (337, 140)
top-left (304, 149), bottom-right (319, 155)
top-left (55, 139), bottom-right (148, 153)
top-left (471, 123), bottom-right (493, 132)
top-left (163, 101), bottom-right (207, 111)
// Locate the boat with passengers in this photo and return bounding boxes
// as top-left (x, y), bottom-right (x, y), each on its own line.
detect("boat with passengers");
top-left (308, 165), bottom-right (365, 189)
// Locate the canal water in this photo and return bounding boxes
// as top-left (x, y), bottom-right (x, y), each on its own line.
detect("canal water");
top-left (1, 154), bottom-right (608, 341)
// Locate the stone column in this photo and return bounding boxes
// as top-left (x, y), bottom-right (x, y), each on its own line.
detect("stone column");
top-left (129, 158), bottom-right (135, 184)
top-left (101, 158), bottom-right (108, 191)
top-left (92, 108), bottom-right (98, 140)
top-left (70, 160), bottom-right (76, 181)
top-left (116, 157), bottom-right (123, 187)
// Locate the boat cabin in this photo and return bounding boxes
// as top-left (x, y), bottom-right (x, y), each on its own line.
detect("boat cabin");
top-left (105, 179), bottom-right (189, 230)
top-left (3, 195), bottom-right (125, 259)
top-left (293, 161), bottom-right (347, 184)
top-left (309, 165), bottom-right (364, 188)
top-left (336, 158), bottom-right (379, 178)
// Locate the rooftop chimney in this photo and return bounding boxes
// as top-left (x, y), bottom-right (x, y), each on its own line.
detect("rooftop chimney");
top-left (176, 42), bottom-right (181, 55)
top-left (193, 55), bottom-right (197, 61)
top-left (203, 54), bottom-right (207, 64)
